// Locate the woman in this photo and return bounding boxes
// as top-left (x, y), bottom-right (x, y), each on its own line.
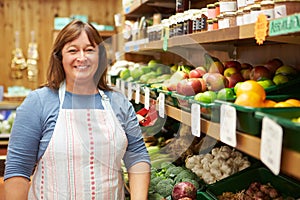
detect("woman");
top-left (4, 20), bottom-right (151, 199)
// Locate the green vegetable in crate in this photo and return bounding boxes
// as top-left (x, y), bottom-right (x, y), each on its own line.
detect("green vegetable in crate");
top-left (119, 68), bottom-right (130, 80)
top-left (165, 166), bottom-right (184, 178)
top-left (155, 179), bottom-right (174, 198)
top-left (156, 64), bottom-right (171, 75)
top-left (148, 193), bottom-right (165, 200)
top-left (139, 72), bottom-right (157, 83)
top-left (174, 170), bottom-right (198, 184)
top-left (130, 68), bottom-right (144, 80)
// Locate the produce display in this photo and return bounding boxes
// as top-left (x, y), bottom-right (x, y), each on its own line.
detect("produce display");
top-left (185, 146), bottom-right (251, 184)
top-left (148, 161), bottom-right (200, 200)
top-left (217, 182), bottom-right (288, 200)
top-left (0, 111), bottom-right (16, 134)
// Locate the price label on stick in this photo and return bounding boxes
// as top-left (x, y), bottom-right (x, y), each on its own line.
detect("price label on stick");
top-left (158, 93), bottom-right (165, 118)
top-left (260, 117), bottom-right (283, 175)
top-left (127, 82), bottom-right (133, 100)
top-left (121, 80), bottom-right (126, 95)
top-left (220, 104), bottom-right (237, 147)
top-left (144, 87), bottom-right (150, 110)
top-left (191, 103), bottom-right (201, 137)
top-left (135, 84), bottom-right (140, 104)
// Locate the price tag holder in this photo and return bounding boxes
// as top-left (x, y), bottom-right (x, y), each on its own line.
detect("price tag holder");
top-left (116, 78), bottom-right (121, 89)
top-left (220, 104), bottom-right (237, 147)
top-left (135, 84), bottom-right (140, 104)
top-left (260, 117), bottom-right (283, 175)
top-left (191, 103), bottom-right (201, 137)
top-left (158, 93), bottom-right (165, 118)
top-left (127, 82), bottom-right (133, 100)
top-left (121, 80), bottom-right (126, 95)
top-left (144, 87), bottom-right (150, 110)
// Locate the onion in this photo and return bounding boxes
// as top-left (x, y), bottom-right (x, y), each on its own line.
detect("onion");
top-left (172, 182), bottom-right (197, 200)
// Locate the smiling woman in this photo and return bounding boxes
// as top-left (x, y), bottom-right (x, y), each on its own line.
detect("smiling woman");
top-left (4, 20), bottom-right (151, 200)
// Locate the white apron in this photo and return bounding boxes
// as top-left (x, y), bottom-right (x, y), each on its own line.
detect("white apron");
top-left (28, 84), bottom-right (128, 200)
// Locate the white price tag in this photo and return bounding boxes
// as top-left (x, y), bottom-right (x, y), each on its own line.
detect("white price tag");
top-left (260, 117), bottom-right (283, 175)
top-left (135, 84), bottom-right (140, 104)
top-left (127, 82), bottom-right (133, 100)
top-left (158, 93), bottom-right (165, 118)
top-left (116, 78), bottom-right (121, 89)
top-left (220, 104), bottom-right (237, 147)
top-left (191, 103), bottom-right (201, 137)
top-left (121, 80), bottom-right (126, 95)
top-left (144, 87), bottom-right (150, 110)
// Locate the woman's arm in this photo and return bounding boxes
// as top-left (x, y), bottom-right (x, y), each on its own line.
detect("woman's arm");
top-left (128, 162), bottom-right (151, 200)
top-left (4, 176), bottom-right (30, 199)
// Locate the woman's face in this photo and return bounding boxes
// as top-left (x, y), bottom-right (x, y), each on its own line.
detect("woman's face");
top-left (61, 31), bottom-right (99, 88)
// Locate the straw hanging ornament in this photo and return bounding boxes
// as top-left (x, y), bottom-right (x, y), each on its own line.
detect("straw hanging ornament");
top-left (10, 31), bottom-right (27, 79)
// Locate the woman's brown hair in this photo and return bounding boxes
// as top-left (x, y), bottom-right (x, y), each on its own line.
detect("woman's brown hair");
top-left (45, 20), bottom-right (112, 91)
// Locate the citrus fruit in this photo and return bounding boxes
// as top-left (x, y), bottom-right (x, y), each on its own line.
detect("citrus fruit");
top-left (236, 80), bottom-right (266, 100)
top-left (234, 91), bottom-right (264, 107)
top-left (285, 99), bottom-right (300, 107)
top-left (217, 88), bottom-right (236, 101)
top-left (233, 82), bottom-right (243, 94)
top-left (274, 102), bottom-right (293, 107)
top-left (263, 99), bottom-right (277, 107)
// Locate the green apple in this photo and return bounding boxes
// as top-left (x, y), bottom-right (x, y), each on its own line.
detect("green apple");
top-left (273, 74), bottom-right (289, 85)
top-left (257, 79), bottom-right (275, 89)
top-left (217, 88), bottom-right (236, 101)
top-left (224, 67), bottom-right (239, 77)
top-left (233, 82), bottom-right (243, 94)
top-left (275, 65), bottom-right (298, 76)
top-left (194, 91), bottom-right (217, 103)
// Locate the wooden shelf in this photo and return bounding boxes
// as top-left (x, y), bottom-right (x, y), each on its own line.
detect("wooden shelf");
top-left (124, 23), bottom-right (300, 54)
top-left (0, 101), bottom-right (21, 110)
top-left (124, 0), bottom-right (175, 20)
top-left (137, 93), bottom-right (300, 180)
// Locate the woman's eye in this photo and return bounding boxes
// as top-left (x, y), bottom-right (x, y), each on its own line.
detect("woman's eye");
top-left (68, 49), bottom-right (77, 53)
top-left (86, 48), bottom-right (95, 52)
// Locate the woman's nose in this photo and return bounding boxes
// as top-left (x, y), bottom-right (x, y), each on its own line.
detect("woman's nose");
top-left (76, 51), bottom-right (87, 61)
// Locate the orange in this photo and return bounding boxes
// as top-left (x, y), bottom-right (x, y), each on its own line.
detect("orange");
top-left (234, 91), bottom-right (264, 107)
top-left (263, 99), bottom-right (277, 107)
top-left (285, 99), bottom-right (300, 107)
top-left (274, 102), bottom-right (293, 107)
top-left (236, 80), bottom-right (266, 100)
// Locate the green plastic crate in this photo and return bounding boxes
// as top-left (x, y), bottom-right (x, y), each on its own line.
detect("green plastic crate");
top-left (171, 92), bottom-right (194, 111)
top-left (265, 77), bottom-right (300, 95)
top-left (214, 96), bottom-right (300, 135)
top-left (157, 89), bottom-right (179, 107)
top-left (255, 108), bottom-right (300, 152)
top-left (197, 191), bottom-right (213, 200)
top-left (206, 167), bottom-right (300, 199)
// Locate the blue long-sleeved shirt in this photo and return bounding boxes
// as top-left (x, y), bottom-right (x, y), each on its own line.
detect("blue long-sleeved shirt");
top-left (4, 86), bottom-right (150, 180)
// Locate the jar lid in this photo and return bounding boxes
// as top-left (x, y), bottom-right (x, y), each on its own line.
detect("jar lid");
top-left (214, 2), bottom-right (220, 6)
top-left (207, 4), bottom-right (216, 8)
top-left (260, 0), bottom-right (275, 5)
top-left (243, 6), bottom-right (251, 11)
top-left (223, 11), bottom-right (236, 16)
top-left (218, 13), bottom-right (224, 19)
top-left (207, 19), bottom-right (214, 23)
top-left (275, 0), bottom-right (300, 2)
top-left (250, 4), bottom-right (262, 10)
top-left (213, 18), bottom-right (218, 22)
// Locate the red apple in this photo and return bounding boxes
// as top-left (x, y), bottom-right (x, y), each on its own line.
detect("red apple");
top-left (203, 72), bottom-right (228, 91)
top-left (223, 60), bottom-right (241, 70)
top-left (240, 68), bottom-right (252, 80)
top-left (224, 67), bottom-right (240, 77)
top-left (241, 63), bottom-right (253, 70)
top-left (176, 78), bottom-right (203, 96)
top-left (226, 72), bottom-right (244, 88)
top-left (264, 58), bottom-right (283, 75)
top-left (189, 66), bottom-right (207, 78)
top-left (250, 65), bottom-right (272, 81)
top-left (208, 61), bottom-right (224, 74)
